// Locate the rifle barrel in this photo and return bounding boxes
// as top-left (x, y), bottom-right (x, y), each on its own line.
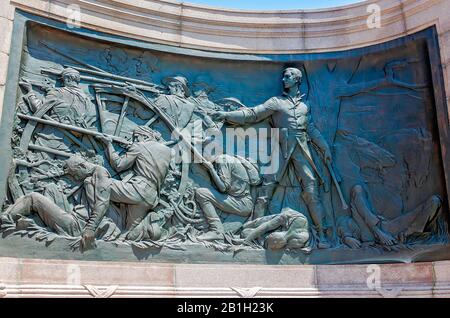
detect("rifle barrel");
top-left (64, 65), bottom-right (164, 92)
top-left (17, 113), bottom-right (131, 146)
top-left (29, 144), bottom-right (72, 158)
top-left (41, 68), bottom-right (160, 94)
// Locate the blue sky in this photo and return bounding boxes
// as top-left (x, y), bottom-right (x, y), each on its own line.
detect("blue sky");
top-left (183, 0), bottom-right (364, 10)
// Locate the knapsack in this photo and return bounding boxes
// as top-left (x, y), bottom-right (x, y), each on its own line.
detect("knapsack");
top-left (234, 155), bottom-right (262, 186)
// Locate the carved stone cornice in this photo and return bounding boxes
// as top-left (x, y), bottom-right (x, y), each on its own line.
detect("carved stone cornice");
top-left (9, 0), bottom-right (450, 53)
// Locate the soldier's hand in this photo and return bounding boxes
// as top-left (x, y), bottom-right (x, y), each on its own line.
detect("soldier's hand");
top-left (211, 111), bottom-right (227, 121)
top-left (19, 79), bottom-right (33, 94)
top-left (81, 229), bottom-right (96, 251)
top-left (124, 82), bottom-right (137, 92)
top-left (96, 133), bottom-right (113, 144)
top-left (323, 147), bottom-right (332, 162)
top-left (202, 160), bottom-right (214, 172)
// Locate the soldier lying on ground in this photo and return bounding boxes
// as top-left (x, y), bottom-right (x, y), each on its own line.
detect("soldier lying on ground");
top-left (238, 208), bottom-right (311, 251)
top-left (0, 167), bottom-right (120, 250)
top-left (337, 184), bottom-right (443, 249)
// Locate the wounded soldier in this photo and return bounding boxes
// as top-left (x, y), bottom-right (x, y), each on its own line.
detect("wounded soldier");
top-left (239, 208), bottom-right (311, 251)
top-left (337, 184), bottom-right (443, 249)
top-left (0, 167), bottom-right (120, 247)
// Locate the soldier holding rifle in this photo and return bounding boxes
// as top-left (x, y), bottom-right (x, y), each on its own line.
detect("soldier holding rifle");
top-left (19, 68), bottom-right (98, 156)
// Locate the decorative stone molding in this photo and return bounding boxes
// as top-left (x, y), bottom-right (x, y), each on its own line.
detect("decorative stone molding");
top-left (230, 287), bottom-right (263, 298)
top-left (0, 283), bottom-right (7, 298)
top-left (84, 285), bottom-right (119, 298)
top-left (0, 257), bottom-right (449, 297)
top-left (6, 0), bottom-right (449, 54)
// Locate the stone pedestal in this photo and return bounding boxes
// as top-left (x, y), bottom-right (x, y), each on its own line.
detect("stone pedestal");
top-left (0, 257), bottom-right (449, 297)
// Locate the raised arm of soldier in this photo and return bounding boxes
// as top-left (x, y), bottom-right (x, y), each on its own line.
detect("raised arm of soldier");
top-left (96, 134), bottom-right (139, 172)
top-left (19, 79), bottom-right (44, 113)
top-left (212, 97), bottom-right (277, 125)
top-left (202, 160), bottom-right (227, 193)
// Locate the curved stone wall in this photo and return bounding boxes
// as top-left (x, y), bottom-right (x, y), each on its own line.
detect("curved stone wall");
top-left (5, 0), bottom-right (448, 53)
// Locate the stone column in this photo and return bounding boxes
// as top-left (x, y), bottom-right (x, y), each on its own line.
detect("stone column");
top-left (0, 0), bottom-right (14, 121)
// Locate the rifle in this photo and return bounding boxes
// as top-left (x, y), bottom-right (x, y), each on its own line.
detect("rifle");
top-left (17, 113), bottom-right (132, 146)
top-left (120, 89), bottom-right (208, 164)
top-left (39, 41), bottom-right (164, 90)
top-left (21, 113), bottom-right (176, 149)
top-left (41, 68), bottom-right (161, 94)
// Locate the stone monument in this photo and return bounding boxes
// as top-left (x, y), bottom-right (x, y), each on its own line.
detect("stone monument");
top-left (0, 0), bottom-right (449, 297)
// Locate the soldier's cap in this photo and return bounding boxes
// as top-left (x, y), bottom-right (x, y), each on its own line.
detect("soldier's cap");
top-left (192, 81), bottom-right (215, 94)
top-left (162, 76), bottom-right (190, 96)
top-left (133, 126), bottom-right (160, 139)
top-left (60, 67), bottom-right (80, 78)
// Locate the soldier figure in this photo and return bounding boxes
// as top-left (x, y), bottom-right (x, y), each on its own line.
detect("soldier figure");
top-left (19, 68), bottom-right (97, 154)
top-left (337, 185), bottom-right (443, 249)
top-left (153, 76), bottom-right (196, 130)
top-left (94, 126), bottom-right (173, 241)
top-left (195, 154), bottom-right (260, 241)
top-left (20, 68), bottom-right (97, 126)
top-left (213, 67), bottom-right (332, 248)
top-left (0, 158), bottom-right (121, 250)
top-left (240, 208), bottom-right (311, 251)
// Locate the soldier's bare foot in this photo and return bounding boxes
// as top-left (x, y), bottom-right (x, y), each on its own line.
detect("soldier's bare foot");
top-left (344, 237), bottom-right (362, 249)
top-left (317, 233), bottom-right (331, 249)
top-left (374, 227), bottom-right (397, 246)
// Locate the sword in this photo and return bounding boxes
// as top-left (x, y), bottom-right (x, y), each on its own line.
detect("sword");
top-left (325, 159), bottom-right (348, 210)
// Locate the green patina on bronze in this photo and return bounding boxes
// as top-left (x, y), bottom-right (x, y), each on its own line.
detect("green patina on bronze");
top-left (0, 10), bottom-right (449, 264)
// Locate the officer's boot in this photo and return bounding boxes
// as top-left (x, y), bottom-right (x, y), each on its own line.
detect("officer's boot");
top-left (302, 191), bottom-right (331, 249)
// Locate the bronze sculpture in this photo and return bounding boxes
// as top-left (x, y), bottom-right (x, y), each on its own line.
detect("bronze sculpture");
top-left (0, 23), bottom-right (448, 264)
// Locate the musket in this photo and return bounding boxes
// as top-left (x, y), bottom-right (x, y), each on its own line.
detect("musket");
top-left (121, 89), bottom-right (208, 164)
top-left (24, 114), bottom-right (176, 149)
top-left (41, 68), bottom-right (161, 94)
top-left (64, 65), bottom-right (165, 92)
top-left (38, 41), bottom-right (165, 94)
top-left (28, 144), bottom-right (72, 158)
top-left (17, 113), bottom-right (132, 146)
